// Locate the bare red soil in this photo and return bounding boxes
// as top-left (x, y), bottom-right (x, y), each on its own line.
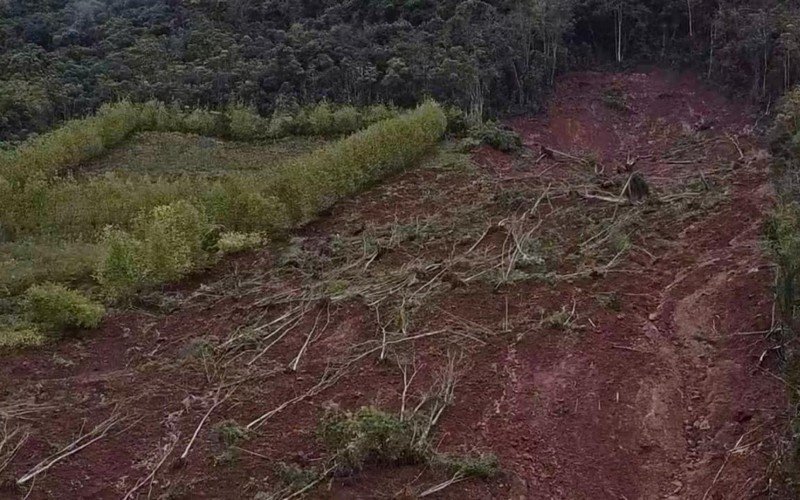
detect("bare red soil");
top-left (0, 70), bottom-right (791, 499)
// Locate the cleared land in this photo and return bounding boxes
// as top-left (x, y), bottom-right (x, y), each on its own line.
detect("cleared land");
top-left (0, 71), bottom-right (791, 498)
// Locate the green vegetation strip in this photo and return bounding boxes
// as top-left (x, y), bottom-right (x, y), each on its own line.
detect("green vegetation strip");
top-left (0, 102), bottom-right (446, 348)
top-left (765, 86), bottom-right (800, 488)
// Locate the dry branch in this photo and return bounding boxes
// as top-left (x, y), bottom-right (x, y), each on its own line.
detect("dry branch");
top-left (18, 412), bottom-right (122, 486)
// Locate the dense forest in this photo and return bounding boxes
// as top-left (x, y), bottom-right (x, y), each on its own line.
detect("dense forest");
top-left (2, 0), bottom-right (800, 143)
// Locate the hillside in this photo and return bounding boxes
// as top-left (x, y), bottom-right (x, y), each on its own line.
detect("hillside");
top-left (4, 0), bottom-right (800, 498)
top-left (0, 70), bottom-right (794, 498)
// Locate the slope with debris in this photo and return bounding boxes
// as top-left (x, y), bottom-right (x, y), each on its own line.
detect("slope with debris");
top-left (0, 70), bottom-right (789, 499)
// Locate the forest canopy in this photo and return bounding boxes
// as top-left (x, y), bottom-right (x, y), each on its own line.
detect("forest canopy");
top-left (2, 0), bottom-right (800, 143)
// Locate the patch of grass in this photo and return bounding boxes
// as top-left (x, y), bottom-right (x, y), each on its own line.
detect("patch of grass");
top-left (601, 87), bottom-right (630, 112)
top-left (0, 239), bottom-right (102, 296)
top-left (25, 283), bottom-right (105, 332)
top-left (433, 452), bottom-right (500, 479)
top-left (0, 326), bottom-right (45, 351)
top-left (595, 292), bottom-right (622, 312)
top-left (274, 462), bottom-right (319, 489)
top-left (217, 420), bottom-right (248, 447)
top-left (541, 304), bottom-right (576, 331)
top-left (216, 232), bottom-right (265, 254)
top-left (319, 406), bottom-right (425, 472)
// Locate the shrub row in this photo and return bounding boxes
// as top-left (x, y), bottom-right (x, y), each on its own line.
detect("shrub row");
top-left (765, 86), bottom-right (800, 487)
top-left (0, 100), bottom-right (400, 186)
top-left (94, 101), bottom-right (446, 297)
top-left (768, 87), bottom-right (800, 327)
top-left (2, 102), bottom-right (445, 241)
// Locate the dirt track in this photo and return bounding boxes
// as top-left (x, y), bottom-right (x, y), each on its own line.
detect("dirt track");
top-left (0, 70), bottom-right (791, 499)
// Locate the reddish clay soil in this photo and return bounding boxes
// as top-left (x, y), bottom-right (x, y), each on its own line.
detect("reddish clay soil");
top-left (0, 70), bottom-right (792, 499)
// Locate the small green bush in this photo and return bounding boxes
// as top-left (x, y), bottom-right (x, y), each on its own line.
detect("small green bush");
top-left (0, 326), bottom-right (45, 351)
top-left (96, 200), bottom-right (211, 296)
top-left (434, 452), bottom-right (499, 478)
top-left (228, 104), bottom-right (267, 140)
top-left (25, 283), bottom-right (105, 331)
top-left (217, 232), bottom-right (264, 254)
top-left (363, 104), bottom-right (397, 126)
top-left (470, 121), bottom-right (522, 152)
top-left (307, 102), bottom-right (335, 135)
top-left (767, 203), bottom-right (800, 325)
top-left (203, 178), bottom-right (291, 234)
top-left (331, 106), bottom-right (363, 134)
top-left (601, 88), bottom-right (629, 112)
top-left (444, 106), bottom-right (469, 135)
top-left (319, 406), bottom-right (424, 471)
top-left (137, 200), bottom-right (209, 282)
top-left (770, 87), bottom-right (800, 159)
top-left (95, 227), bottom-right (143, 298)
top-left (182, 109), bottom-right (226, 137)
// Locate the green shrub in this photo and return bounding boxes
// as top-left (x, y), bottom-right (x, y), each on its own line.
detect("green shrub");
top-left (266, 112), bottom-right (296, 138)
top-left (0, 326), bottom-right (45, 351)
top-left (331, 106), bottom-right (363, 134)
top-left (136, 200), bottom-right (210, 283)
top-left (470, 121), bottom-right (522, 152)
top-left (319, 406), bottom-right (424, 471)
top-left (182, 109), bottom-right (224, 137)
top-left (96, 201), bottom-right (210, 296)
top-left (95, 227), bottom-right (144, 298)
top-left (271, 101), bottom-right (447, 223)
top-left (307, 102), bottom-right (335, 135)
top-left (363, 104), bottom-right (397, 126)
top-left (203, 178), bottom-right (291, 234)
top-left (767, 203), bottom-right (800, 325)
top-left (25, 283), bottom-right (105, 331)
top-left (217, 232), bottom-right (264, 253)
top-left (444, 106), bottom-right (469, 135)
top-left (601, 87), bottom-right (629, 112)
top-left (228, 104), bottom-right (266, 140)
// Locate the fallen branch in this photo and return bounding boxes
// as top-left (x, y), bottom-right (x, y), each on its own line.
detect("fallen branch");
top-left (18, 412), bottom-right (122, 486)
top-left (725, 133), bottom-right (744, 160)
top-left (246, 329), bottom-right (449, 430)
top-left (290, 306), bottom-right (330, 372)
top-left (419, 472), bottom-right (467, 497)
top-left (0, 425), bottom-right (29, 474)
top-left (123, 435), bottom-right (180, 500)
top-left (180, 387), bottom-right (235, 460)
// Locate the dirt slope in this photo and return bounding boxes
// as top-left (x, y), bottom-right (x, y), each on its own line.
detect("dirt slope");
top-left (0, 70), bottom-right (790, 499)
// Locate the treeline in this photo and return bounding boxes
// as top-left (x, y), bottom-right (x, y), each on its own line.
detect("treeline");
top-left (2, 0), bottom-right (800, 143)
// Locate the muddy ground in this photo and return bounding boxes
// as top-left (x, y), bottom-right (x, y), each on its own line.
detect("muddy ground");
top-left (0, 70), bottom-right (792, 499)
